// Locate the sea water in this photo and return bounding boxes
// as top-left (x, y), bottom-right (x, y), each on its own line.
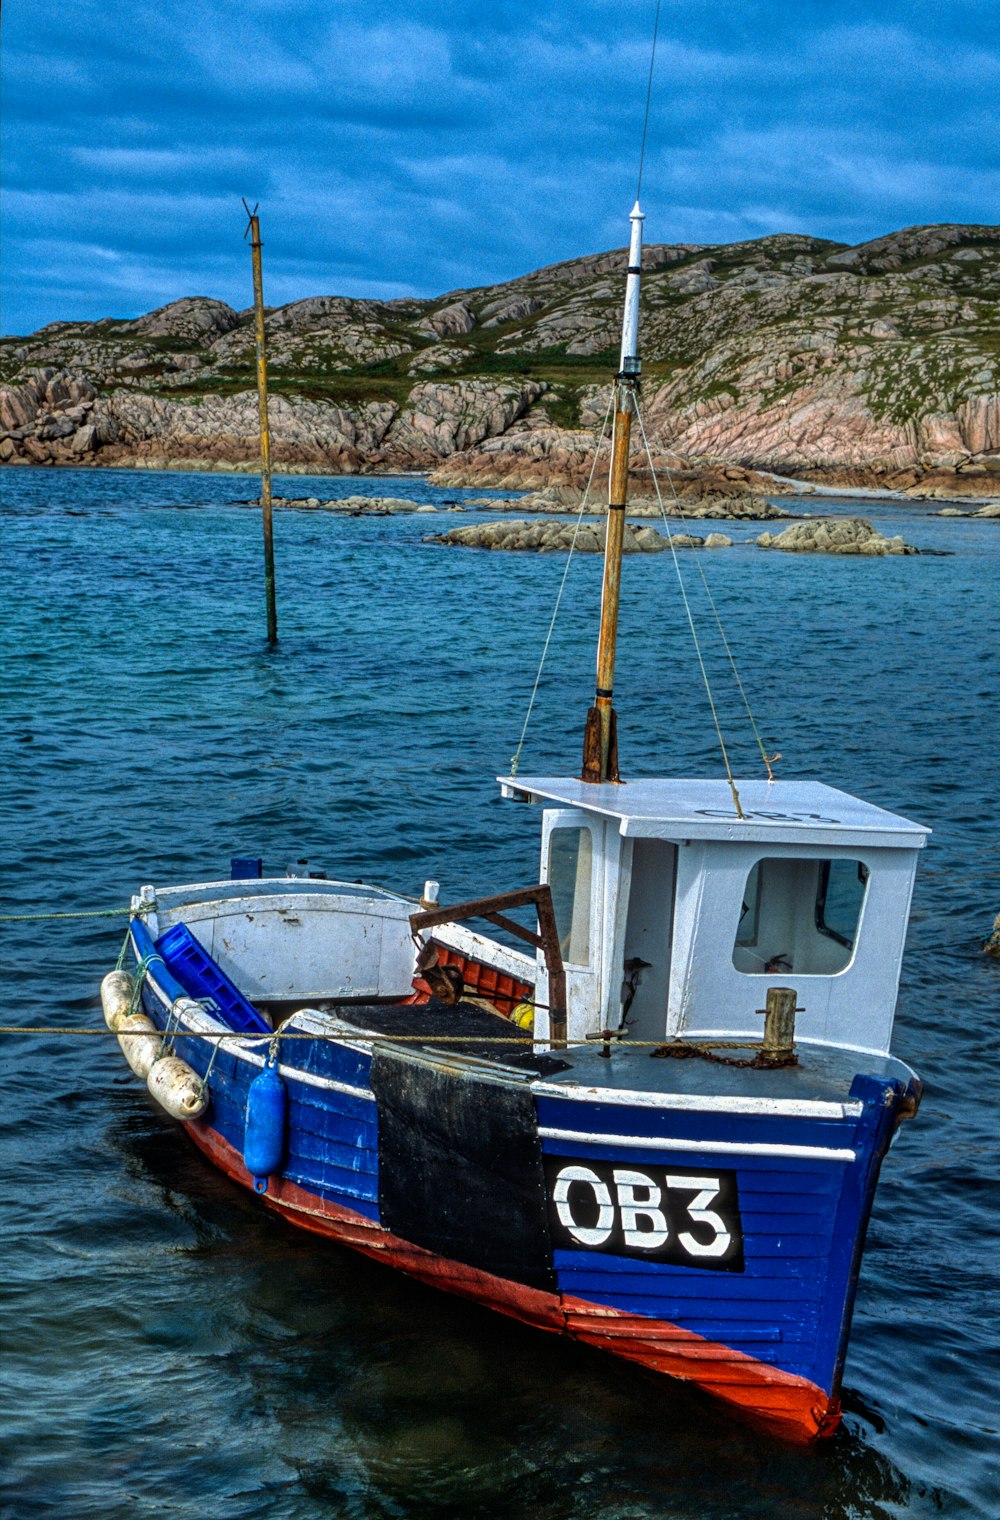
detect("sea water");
top-left (1, 466), bottom-right (997, 1519)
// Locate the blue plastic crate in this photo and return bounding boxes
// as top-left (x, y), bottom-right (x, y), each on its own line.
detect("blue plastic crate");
top-left (155, 922), bottom-right (271, 1035)
top-left (231, 857), bottom-right (263, 881)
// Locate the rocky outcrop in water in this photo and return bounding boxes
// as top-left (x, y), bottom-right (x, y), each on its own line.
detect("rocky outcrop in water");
top-left (425, 519), bottom-right (733, 553)
top-left (756, 518), bottom-right (918, 555)
top-left (936, 503), bottom-right (1000, 519)
top-left (456, 483), bottom-right (795, 520)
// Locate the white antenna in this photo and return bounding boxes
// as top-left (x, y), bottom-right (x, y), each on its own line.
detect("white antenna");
top-left (619, 201), bottom-right (644, 376)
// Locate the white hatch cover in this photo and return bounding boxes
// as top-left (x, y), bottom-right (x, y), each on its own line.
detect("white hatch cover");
top-left (498, 776), bottom-right (929, 850)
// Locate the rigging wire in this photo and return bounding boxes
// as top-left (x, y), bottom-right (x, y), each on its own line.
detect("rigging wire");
top-left (634, 410), bottom-right (781, 781)
top-left (635, 5), bottom-right (777, 791)
top-left (633, 401), bottom-right (745, 819)
top-left (636, 0), bottom-right (663, 202)
top-left (509, 392), bottom-right (615, 777)
top-left (508, 0), bottom-right (771, 796)
top-left (691, 571), bottom-right (781, 781)
top-left (508, 2), bottom-right (665, 776)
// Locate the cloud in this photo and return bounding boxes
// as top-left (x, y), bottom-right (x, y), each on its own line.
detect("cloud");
top-left (1, 0), bottom-right (997, 333)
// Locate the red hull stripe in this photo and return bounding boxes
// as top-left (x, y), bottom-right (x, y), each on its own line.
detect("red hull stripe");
top-left (187, 1119), bottom-right (840, 1443)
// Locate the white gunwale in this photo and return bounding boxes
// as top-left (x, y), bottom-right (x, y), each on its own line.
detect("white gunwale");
top-left (537, 1125), bottom-right (858, 1164)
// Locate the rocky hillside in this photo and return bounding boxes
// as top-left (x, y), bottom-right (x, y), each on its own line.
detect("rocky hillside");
top-left (2, 223), bottom-right (998, 496)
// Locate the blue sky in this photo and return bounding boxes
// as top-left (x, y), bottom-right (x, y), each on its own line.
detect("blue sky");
top-left (2, 0), bottom-right (997, 335)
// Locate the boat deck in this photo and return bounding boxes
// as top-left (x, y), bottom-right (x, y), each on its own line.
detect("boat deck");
top-left (528, 1038), bottom-right (918, 1107)
top-left (288, 997), bottom-right (918, 1106)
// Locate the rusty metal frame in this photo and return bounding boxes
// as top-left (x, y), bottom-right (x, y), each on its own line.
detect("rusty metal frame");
top-left (409, 886), bottom-right (568, 1049)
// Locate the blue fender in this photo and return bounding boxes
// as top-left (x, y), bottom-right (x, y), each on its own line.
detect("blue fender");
top-left (244, 1059), bottom-right (287, 1193)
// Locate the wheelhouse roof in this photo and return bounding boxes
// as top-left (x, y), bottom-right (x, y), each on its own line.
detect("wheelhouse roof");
top-left (498, 776), bottom-right (929, 850)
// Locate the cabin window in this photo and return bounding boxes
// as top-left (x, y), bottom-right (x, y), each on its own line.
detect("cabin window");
top-left (548, 827), bottom-right (593, 965)
top-left (735, 862), bottom-right (762, 950)
top-left (816, 860), bottom-right (870, 947)
top-left (733, 856), bottom-right (869, 976)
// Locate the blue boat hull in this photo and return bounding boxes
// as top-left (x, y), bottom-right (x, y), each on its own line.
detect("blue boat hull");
top-left (130, 925), bottom-right (913, 1442)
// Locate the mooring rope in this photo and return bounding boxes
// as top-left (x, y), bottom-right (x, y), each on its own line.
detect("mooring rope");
top-left (116, 925), bottom-right (134, 971)
top-left (509, 391), bottom-right (615, 777)
top-left (128, 954), bottom-right (162, 1012)
top-left (0, 905), bottom-right (136, 923)
top-left (0, 1024), bottom-right (762, 1056)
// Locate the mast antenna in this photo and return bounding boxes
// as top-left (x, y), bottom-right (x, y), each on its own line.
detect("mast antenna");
top-left (636, 0), bottom-right (662, 202)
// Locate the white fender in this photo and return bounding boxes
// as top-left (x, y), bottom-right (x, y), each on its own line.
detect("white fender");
top-left (101, 970), bottom-right (136, 1031)
top-left (147, 1056), bottom-right (207, 1121)
top-left (117, 1012), bottom-right (160, 1079)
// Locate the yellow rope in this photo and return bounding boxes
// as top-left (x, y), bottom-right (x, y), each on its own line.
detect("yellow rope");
top-left (0, 1024), bottom-right (759, 1052)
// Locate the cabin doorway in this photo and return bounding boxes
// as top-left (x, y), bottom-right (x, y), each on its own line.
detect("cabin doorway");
top-left (620, 839), bottom-right (677, 1042)
top-left (537, 809), bottom-right (604, 1043)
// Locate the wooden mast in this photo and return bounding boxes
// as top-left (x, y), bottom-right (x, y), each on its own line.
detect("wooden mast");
top-left (582, 202), bottom-right (644, 784)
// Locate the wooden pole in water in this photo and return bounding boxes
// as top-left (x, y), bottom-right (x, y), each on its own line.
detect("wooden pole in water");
top-left (243, 200), bottom-right (278, 645)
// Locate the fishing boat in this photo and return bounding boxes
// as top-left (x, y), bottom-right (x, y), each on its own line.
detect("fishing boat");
top-left (101, 200), bottom-right (926, 1444)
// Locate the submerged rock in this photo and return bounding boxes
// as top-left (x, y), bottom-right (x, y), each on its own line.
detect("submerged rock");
top-left (984, 912), bottom-right (1000, 960)
top-left (936, 503), bottom-right (1000, 518)
top-left (756, 517), bottom-right (919, 555)
top-left (271, 494), bottom-right (424, 514)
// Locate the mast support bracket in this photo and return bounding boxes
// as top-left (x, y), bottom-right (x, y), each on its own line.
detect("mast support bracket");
top-left (582, 703), bottom-right (620, 785)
